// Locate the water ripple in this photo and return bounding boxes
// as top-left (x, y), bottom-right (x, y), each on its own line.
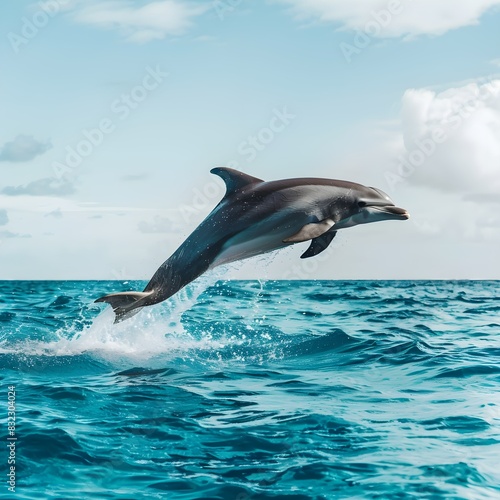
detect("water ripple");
top-left (1, 280), bottom-right (499, 499)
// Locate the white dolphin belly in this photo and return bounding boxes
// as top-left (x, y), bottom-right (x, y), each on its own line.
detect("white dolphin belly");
top-left (209, 212), bottom-right (311, 268)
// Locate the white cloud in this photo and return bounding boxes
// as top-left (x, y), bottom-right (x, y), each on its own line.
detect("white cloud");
top-left (330, 78), bottom-right (500, 271)
top-left (387, 79), bottom-right (500, 194)
top-left (1, 177), bottom-right (76, 197)
top-left (70, 1), bottom-right (208, 42)
top-left (45, 208), bottom-right (64, 218)
top-left (463, 193), bottom-right (500, 204)
top-left (138, 215), bottom-right (175, 233)
top-left (0, 135), bottom-right (52, 162)
top-left (0, 194), bottom-right (159, 215)
top-left (0, 210), bottom-right (8, 226)
top-left (279, 0), bottom-right (500, 38)
top-left (0, 230), bottom-right (30, 240)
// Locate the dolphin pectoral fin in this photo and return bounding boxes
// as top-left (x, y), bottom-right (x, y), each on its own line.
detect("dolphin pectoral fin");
top-left (211, 167), bottom-right (264, 196)
top-left (95, 291), bottom-right (154, 324)
top-left (300, 230), bottom-right (337, 259)
top-left (283, 218), bottom-right (335, 244)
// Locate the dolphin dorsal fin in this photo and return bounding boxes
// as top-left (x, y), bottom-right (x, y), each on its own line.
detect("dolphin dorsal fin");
top-left (211, 167), bottom-right (264, 196)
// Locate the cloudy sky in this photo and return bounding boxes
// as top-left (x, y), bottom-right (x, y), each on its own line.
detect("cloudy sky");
top-left (1, 0), bottom-right (499, 280)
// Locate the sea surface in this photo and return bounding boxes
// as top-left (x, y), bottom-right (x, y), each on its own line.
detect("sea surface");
top-left (1, 280), bottom-right (499, 500)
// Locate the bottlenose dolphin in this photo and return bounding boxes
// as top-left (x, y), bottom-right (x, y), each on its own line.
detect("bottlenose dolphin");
top-left (96, 168), bottom-right (409, 322)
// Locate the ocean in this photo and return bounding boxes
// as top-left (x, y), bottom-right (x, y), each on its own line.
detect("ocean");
top-left (1, 279), bottom-right (499, 500)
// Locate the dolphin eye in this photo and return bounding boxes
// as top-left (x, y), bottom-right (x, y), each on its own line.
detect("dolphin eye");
top-left (358, 201), bottom-right (367, 208)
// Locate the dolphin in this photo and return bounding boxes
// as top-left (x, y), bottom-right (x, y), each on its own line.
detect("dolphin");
top-left (96, 167), bottom-right (409, 322)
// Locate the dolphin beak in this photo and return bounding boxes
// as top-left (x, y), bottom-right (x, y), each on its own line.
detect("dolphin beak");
top-left (369, 205), bottom-right (410, 220)
top-left (382, 206), bottom-right (410, 219)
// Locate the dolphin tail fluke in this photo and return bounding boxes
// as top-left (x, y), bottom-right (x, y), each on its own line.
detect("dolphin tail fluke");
top-left (95, 291), bottom-right (154, 324)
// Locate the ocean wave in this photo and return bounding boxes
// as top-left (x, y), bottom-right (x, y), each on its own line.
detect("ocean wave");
top-left (1, 280), bottom-right (500, 499)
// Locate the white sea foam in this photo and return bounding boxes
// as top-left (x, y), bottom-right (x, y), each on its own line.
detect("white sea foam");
top-left (0, 271), bottom-right (233, 365)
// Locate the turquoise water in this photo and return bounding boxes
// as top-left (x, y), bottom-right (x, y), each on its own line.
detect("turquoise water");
top-left (1, 280), bottom-right (500, 499)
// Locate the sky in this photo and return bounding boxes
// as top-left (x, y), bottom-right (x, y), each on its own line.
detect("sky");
top-left (1, 0), bottom-right (499, 280)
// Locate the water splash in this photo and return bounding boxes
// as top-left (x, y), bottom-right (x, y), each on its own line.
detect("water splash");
top-left (0, 271), bottom-right (230, 364)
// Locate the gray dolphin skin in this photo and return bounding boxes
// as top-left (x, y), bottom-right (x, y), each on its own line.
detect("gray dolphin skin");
top-left (96, 167), bottom-right (409, 323)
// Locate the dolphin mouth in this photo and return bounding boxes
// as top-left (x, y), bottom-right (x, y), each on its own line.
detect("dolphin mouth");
top-left (372, 205), bottom-right (410, 219)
